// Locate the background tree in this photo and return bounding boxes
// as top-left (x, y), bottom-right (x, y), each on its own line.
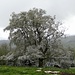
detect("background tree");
top-left (67, 47), bottom-right (75, 62)
top-left (0, 44), bottom-right (9, 56)
top-left (4, 8), bottom-right (64, 67)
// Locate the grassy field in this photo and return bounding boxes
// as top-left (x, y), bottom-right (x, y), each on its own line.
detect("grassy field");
top-left (0, 66), bottom-right (75, 75)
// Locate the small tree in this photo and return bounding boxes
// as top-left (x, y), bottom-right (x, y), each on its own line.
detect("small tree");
top-left (0, 44), bottom-right (9, 56)
top-left (4, 8), bottom-right (64, 67)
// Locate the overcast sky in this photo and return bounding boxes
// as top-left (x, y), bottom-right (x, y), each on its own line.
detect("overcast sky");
top-left (0, 0), bottom-right (75, 40)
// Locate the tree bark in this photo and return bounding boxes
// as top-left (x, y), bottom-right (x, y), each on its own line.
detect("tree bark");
top-left (38, 58), bottom-right (44, 67)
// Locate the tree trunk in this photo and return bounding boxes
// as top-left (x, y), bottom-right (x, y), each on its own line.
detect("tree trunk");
top-left (38, 58), bottom-right (44, 67)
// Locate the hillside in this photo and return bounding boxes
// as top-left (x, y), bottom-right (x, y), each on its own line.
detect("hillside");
top-left (61, 35), bottom-right (75, 48)
top-left (0, 40), bottom-right (10, 45)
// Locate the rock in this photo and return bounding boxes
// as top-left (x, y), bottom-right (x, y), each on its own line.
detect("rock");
top-left (36, 70), bottom-right (41, 72)
top-left (44, 70), bottom-right (60, 74)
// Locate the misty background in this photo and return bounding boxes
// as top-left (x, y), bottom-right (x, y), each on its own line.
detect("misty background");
top-left (0, 0), bottom-right (75, 40)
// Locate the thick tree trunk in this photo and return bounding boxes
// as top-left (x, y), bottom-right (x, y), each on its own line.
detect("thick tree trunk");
top-left (38, 58), bottom-right (44, 67)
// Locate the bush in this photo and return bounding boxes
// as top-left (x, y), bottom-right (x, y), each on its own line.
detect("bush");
top-left (71, 63), bottom-right (75, 67)
top-left (61, 61), bottom-right (70, 69)
top-left (0, 60), bottom-right (6, 65)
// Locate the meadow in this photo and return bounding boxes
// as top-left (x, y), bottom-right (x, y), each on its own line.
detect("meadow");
top-left (0, 66), bottom-right (75, 75)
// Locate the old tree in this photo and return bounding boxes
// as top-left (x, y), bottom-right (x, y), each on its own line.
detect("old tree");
top-left (4, 8), bottom-right (64, 67)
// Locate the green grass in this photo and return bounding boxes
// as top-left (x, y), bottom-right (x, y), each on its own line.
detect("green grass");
top-left (0, 66), bottom-right (75, 75)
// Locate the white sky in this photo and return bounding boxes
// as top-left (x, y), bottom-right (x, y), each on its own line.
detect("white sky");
top-left (63, 15), bottom-right (75, 35)
top-left (0, 0), bottom-right (75, 40)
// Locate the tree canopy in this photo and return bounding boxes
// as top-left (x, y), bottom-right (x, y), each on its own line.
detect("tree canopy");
top-left (4, 8), bottom-right (64, 66)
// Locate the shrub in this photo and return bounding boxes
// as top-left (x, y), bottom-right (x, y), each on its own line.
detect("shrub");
top-left (0, 60), bottom-right (6, 65)
top-left (61, 61), bottom-right (70, 69)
